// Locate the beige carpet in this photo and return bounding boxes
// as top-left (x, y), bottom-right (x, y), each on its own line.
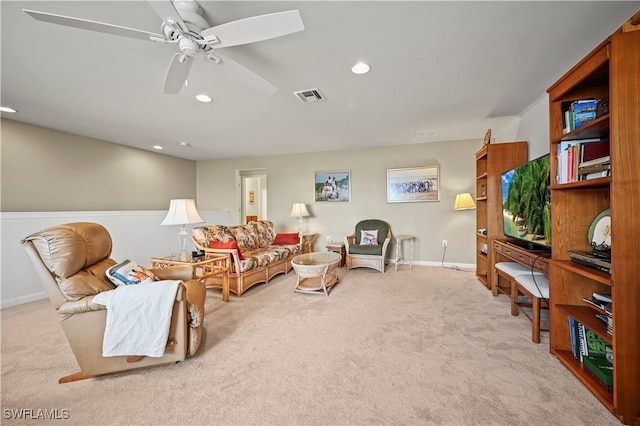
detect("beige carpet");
top-left (1, 266), bottom-right (619, 425)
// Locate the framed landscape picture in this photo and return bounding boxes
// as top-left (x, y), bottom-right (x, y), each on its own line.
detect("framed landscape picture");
top-left (314, 171), bottom-right (350, 202)
top-left (387, 165), bottom-right (440, 203)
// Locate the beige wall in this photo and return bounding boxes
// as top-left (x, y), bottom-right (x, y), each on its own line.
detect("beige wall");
top-left (1, 119), bottom-right (196, 211)
top-left (2, 118), bottom-right (486, 264)
top-left (197, 139), bottom-right (483, 264)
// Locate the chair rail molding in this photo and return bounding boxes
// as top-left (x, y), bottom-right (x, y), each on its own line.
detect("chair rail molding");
top-left (0, 209), bottom-right (231, 308)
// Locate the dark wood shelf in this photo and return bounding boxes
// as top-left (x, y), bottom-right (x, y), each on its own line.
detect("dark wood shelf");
top-left (549, 176), bottom-right (610, 190)
top-left (556, 304), bottom-right (611, 343)
top-left (552, 114), bottom-right (610, 143)
top-left (553, 349), bottom-right (614, 410)
top-left (553, 259), bottom-right (612, 286)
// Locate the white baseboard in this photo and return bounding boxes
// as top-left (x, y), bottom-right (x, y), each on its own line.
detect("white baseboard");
top-left (389, 259), bottom-right (476, 270)
top-left (0, 291), bottom-right (48, 309)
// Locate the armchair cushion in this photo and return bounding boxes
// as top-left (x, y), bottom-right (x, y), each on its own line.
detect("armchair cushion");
top-left (60, 259), bottom-right (116, 301)
top-left (360, 230), bottom-right (378, 245)
top-left (348, 244), bottom-right (385, 256)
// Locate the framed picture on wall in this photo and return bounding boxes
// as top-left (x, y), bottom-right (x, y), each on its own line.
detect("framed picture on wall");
top-left (387, 165), bottom-right (440, 203)
top-left (314, 171), bottom-right (350, 202)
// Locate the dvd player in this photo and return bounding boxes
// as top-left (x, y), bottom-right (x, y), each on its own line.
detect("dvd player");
top-left (569, 251), bottom-right (611, 274)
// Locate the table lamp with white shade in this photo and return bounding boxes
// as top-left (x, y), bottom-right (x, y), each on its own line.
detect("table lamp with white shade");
top-left (161, 199), bottom-right (205, 260)
top-left (290, 202), bottom-right (310, 233)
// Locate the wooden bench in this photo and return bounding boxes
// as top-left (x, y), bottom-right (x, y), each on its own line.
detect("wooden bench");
top-left (512, 274), bottom-right (550, 344)
top-left (493, 261), bottom-right (543, 297)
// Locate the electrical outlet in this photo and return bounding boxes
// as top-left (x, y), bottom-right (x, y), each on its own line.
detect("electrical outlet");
top-left (442, 240), bottom-right (447, 247)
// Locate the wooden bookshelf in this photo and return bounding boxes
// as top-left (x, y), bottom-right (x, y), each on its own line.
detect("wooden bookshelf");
top-left (475, 142), bottom-right (527, 290)
top-left (546, 21), bottom-right (640, 425)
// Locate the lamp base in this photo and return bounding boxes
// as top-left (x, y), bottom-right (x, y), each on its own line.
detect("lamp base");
top-left (177, 225), bottom-right (189, 261)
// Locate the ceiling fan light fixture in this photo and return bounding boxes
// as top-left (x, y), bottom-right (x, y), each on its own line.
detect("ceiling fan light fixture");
top-left (195, 94), bottom-right (212, 103)
top-left (351, 62), bottom-right (370, 75)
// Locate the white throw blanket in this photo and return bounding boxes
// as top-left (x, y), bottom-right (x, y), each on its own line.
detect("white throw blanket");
top-left (93, 280), bottom-right (181, 357)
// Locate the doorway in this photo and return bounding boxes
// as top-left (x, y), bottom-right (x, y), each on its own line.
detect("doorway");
top-left (237, 169), bottom-right (267, 224)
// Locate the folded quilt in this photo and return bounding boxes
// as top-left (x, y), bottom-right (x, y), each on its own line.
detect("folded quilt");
top-left (93, 280), bottom-right (180, 357)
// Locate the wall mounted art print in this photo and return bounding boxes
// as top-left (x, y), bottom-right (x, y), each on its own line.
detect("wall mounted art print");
top-left (314, 171), bottom-right (350, 202)
top-left (387, 165), bottom-right (440, 203)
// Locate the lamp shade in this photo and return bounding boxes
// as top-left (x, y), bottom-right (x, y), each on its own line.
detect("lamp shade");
top-left (290, 202), bottom-right (310, 218)
top-left (161, 199), bottom-right (204, 226)
top-left (454, 193), bottom-right (476, 211)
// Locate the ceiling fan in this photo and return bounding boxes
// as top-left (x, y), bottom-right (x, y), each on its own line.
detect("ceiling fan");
top-left (23, 0), bottom-right (305, 95)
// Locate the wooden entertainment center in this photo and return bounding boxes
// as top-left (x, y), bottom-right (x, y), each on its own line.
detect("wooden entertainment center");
top-left (478, 13), bottom-right (639, 424)
top-left (545, 20), bottom-right (639, 425)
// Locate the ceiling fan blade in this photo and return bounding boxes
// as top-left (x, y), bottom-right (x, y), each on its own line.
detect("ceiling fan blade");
top-left (201, 10), bottom-right (304, 48)
top-left (146, 0), bottom-right (188, 33)
top-left (163, 53), bottom-right (193, 94)
top-left (23, 9), bottom-right (164, 41)
top-left (207, 52), bottom-right (277, 95)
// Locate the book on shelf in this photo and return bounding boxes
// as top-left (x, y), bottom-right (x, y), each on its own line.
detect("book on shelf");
top-left (582, 295), bottom-right (612, 314)
top-left (579, 140), bottom-right (610, 164)
top-left (580, 170), bottom-right (610, 181)
top-left (583, 356), bottom-right (613, 393)
top-left (568, 316), bottom-right (612, 361)
top-left (562, 99), bottom-right (598, 133)
top-left (573, 100), bottom-right (598, 129)
top-left (556, 139), bottom-right (610, 184)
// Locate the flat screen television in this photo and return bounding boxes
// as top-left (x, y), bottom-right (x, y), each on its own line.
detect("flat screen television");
top-left (501, 154), bottom-right (552, 252)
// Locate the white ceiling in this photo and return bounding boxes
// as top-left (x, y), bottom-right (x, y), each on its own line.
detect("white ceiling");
top-left (2, 1), bottom-right (638, 161)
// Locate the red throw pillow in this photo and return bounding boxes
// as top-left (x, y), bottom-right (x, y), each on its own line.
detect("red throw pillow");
top-left (273, 232), bottom-right (299, 245)
top-left (210, 240), bottom-right (245, 260)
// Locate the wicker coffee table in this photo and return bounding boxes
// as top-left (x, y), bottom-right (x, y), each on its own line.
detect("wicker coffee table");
top-left (291, 251), bottom-right (341, 296)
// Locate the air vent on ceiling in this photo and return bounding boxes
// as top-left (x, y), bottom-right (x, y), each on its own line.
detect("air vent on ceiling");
top-left (293, 88), bottom-right (325, 103)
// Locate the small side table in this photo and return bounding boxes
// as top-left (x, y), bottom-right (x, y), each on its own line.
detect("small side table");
top-left (150, 253), bottom-right (230, 302)
top-left (395, 234), bottom-right (415, 272)
top-left (300, 233), bottom-right (318, 254)
top-left (326, 241), bottom-right (346, 267)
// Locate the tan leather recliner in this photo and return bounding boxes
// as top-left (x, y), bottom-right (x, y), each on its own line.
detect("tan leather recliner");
top-left (21, 222), bottom-right (206, 383)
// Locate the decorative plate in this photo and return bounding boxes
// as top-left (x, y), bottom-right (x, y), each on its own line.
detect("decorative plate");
top-left (588, 209), bottom-right (611, 247)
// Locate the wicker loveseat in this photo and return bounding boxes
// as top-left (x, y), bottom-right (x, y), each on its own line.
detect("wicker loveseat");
top-left (192, 220), bottom-right (301, 296)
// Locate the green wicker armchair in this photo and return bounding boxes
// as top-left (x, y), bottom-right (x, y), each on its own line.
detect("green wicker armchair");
top-left (343, 219), bottom-right (391, 273)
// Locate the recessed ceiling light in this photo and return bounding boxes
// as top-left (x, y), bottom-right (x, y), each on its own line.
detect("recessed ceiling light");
top-left (351, 62), bottom-right (370, 75)
top-left (153, 145), bottom-right (164, 150)
top-left (0, 106), bottom-right (17, 113)
top-left (195, 94), bottom-right (212, 103)
top-left (179, 142), bottom-right (190, 147)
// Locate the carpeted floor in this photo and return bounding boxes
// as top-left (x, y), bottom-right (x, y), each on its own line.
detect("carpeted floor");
top-left (1, 266), bottom-right (620, 425)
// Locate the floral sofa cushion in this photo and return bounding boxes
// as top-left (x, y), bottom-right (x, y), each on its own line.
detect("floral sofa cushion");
top-left (252, 220), bottom-right (276, 248)
top-left (228, 223), bottom-right (259, 251)
top-left (235, 246), bottom-right (296, 273)
top-left (192, 225), bottom-right (234, 247)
